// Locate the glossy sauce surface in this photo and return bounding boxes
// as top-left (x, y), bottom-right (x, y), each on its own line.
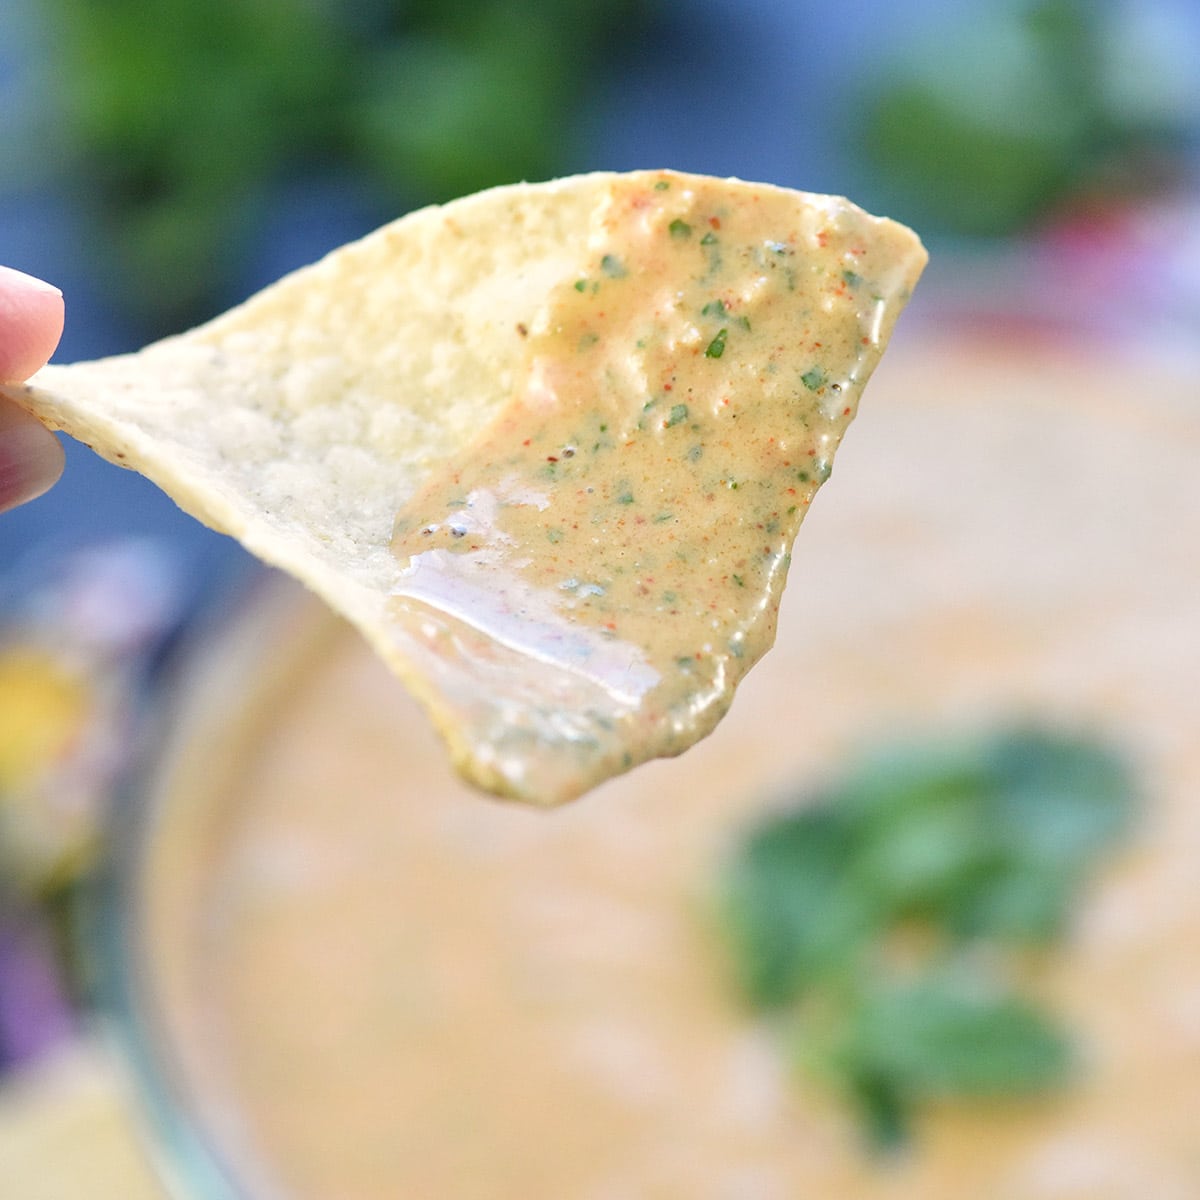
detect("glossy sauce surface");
top-left (387, 174), bottom-right (924, 802)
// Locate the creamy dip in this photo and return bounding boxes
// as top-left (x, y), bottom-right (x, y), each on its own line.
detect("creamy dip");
top-left (137, 338), bottom-right (1200, 1200)
top-left (387, 174), bottom-right (924, 804)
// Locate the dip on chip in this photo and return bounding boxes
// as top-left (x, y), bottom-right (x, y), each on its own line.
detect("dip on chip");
top-left (1, 171), bottom-right (925, 803)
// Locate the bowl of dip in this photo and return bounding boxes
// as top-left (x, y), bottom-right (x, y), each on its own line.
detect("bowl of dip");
top-left (103, 335), bottom-right (1200, 1199)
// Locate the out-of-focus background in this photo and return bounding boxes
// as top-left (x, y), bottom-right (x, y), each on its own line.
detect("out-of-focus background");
top-left (1, 1), bottom-right (1198, 1196)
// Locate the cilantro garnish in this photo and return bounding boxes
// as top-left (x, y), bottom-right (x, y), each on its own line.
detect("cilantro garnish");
top-left (717, 727), bottom-right (1136, 1151)
top-left (668, 218), bottom-right (692, 239)
top-left (705, 328), bottom-right (728, 359)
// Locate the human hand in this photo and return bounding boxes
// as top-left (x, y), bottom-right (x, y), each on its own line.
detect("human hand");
top-left (0, 265), bottom-right (66, 513)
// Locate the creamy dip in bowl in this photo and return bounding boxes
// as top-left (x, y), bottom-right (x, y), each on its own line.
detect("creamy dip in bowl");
top-left (102, 336), bottom-right (1200, 1200)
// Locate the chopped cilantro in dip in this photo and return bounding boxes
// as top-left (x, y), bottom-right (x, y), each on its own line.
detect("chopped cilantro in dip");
top-left (705, 329), bottom-right (728, 359)
top-left (600, 253), bottom-right (626, 278)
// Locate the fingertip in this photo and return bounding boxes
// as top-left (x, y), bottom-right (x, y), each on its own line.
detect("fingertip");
top-left (0, 265), bottom-right (66, 383)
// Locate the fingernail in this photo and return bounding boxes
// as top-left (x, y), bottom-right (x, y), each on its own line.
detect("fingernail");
top-left (0, 418), bottom-right (65, 513)
top-left (0, 265), bottom-right (63, 298)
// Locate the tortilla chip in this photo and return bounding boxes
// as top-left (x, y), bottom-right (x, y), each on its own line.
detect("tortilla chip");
top-left (2, 171), bottom-right (925, 802)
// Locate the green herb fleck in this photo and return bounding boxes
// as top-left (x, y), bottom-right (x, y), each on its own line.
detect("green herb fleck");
top-left (706, 305), bottom-right (743, 329)
top-left (705, 328), bottom-right (728, 359)
top-left (668, 218), bottom-right (692, 239)
top-left (842, 269), bottom-right (862, 287)
top-left (665, 403), bottom-right (689, 427)
top-left (546, 527), bottom-right (564, 544)
top-left (731, 573), bottom-right (744, 588)
top-left (654, 180), bottom-right (670, 191)
top-left (801, 366), bottom-right (827, 391)
top-left (600, 253), bottom-right (626, 278)
top-left (573, 279), bottom-right (587, 292)
top-left (700, 231), bottom-right (718, 246)
top-left (653, 512), bottom-right (674, 524)
top-left (617, 491), bottom-right (635, 505)
top-left (686, 444), bottom-right (703, 463)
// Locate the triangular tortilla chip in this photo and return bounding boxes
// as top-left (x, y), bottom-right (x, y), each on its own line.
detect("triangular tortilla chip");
top-left (2, 171), bottom-right (925, 803)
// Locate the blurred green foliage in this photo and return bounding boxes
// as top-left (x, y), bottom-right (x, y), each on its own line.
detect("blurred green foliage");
top-left (718, 725), bottom-right (1137, 1151)
top-left (860, 0), bottom-right (1195, 236)
top-left (34, 0), bottom-right (650, 334)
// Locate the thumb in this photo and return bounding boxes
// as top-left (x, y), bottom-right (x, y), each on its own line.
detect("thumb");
top-left (0, 397), bottom-right (64, 513)
top-left (0, 266), bottom-right (66, 511)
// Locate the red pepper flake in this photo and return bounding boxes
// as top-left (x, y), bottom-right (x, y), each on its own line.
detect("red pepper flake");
top-left (816, 229), bottom-right (829, 247)
top-left (709, 216), bottom-right (721, 229)
top-left (546, 455), bottom-right (558, 463)
top-left (522, 438), bottom-right (532, 446)
top-left (843, 406), bottom-right (851, 416)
